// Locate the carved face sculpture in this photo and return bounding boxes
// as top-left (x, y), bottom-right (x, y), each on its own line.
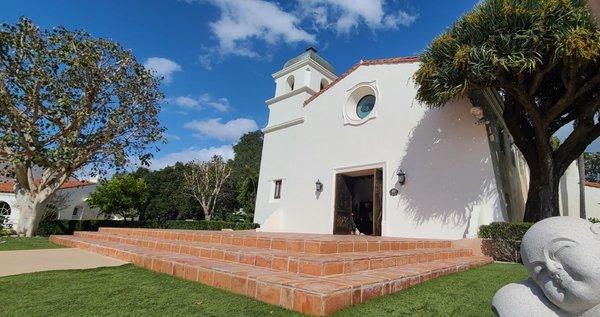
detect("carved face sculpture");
top-left (521, 217), bottom-right (600, 314)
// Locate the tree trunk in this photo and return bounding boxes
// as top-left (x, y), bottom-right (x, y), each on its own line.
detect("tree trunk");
top-left (523, 162), bottom-right (560, 222)
top-left (578, 154), bottom-right (587, 219)
top-left (15, 190), bottom-right (47, 237)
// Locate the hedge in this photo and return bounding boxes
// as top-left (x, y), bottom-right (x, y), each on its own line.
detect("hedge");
top-left (479, 217), bottom-right (599, 262)
top-left (36, 220), bottom-right (260, 236)
top-left (478, 222), bottom-right (532, 262)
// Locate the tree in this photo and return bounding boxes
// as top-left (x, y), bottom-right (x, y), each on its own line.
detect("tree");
top-left (584, 152), bottom-right (600, 182)
top-left (229, 130), bottom-right (263, 214)
top-left (577, 153), bottom-right (587, 219)
top-left (414, 0), bottom-right (600, 222)
top-left (0, 18), bottom-right (163, 235)
top-left (183, 156), bottom-right (232, 220)
top-left (132, 164), bottom-right (202, 221)
top-left (87, 174), bottom-right (148, 221)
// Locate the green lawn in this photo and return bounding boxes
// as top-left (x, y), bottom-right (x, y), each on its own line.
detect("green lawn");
top-left (334, 263), bottom-right (528, 316)
top-left (0, 263), bottom-right (527, 317)
top-left (0, 236), bottom-right (64, 251)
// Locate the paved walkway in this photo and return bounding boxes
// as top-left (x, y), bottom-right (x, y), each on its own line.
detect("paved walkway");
top-left (0, 248), bottom-right (127, 277)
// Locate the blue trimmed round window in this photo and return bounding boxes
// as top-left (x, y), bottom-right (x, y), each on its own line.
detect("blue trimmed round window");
top-left (356, 95), bottom-right (375, 119)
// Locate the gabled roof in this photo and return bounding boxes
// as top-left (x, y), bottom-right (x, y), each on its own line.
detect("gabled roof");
top-left (303, 56), bottom-right (420, 106)
top-left (0, 180), bottom-right (95, 193)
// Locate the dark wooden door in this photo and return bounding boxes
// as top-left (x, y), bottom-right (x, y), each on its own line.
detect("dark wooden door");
top-left (333, 174), bottom-right (353, 235)
top-left (372, 169), bottom-right (383, 236)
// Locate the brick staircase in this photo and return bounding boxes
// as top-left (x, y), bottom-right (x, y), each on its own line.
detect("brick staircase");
top-left (50, 228), bottom-right (492, 316)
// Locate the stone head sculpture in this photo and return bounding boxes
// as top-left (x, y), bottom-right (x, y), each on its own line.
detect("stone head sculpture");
top-left (520, 217), bottom-right (600, 315)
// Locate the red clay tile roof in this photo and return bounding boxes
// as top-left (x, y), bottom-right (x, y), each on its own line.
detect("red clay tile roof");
top-left (0, 180), bottom-right (94, 193)
top-left (304, 56), bottom-right (420, 106)
top-left (586, 181), bottom-right (600, 188)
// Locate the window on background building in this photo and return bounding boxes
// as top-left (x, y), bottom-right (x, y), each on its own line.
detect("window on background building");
top-left (274, 180), bottom-right (282, 199)
top-left (0, 201), bottom-right (11, 226)
top-left (72, 207), bottom-right (79, 217)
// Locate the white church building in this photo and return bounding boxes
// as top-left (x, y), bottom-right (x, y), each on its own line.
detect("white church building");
top-left (0, 180), bottom-right (101, 228)
top-left (253, 48), bottom-right (599, 240)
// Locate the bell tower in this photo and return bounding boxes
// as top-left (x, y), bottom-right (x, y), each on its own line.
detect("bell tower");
top-left (270, 47), bottom-right (336, 101)
top-left (265, 47), bottom-right (337, 128)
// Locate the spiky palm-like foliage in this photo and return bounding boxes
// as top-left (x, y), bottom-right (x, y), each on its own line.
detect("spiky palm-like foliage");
top-left (414, 0), bottom-right (600, 222)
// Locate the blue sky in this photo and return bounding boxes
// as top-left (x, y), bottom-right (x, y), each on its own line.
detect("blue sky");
top-left (3, 0), bottom-right (527, 170)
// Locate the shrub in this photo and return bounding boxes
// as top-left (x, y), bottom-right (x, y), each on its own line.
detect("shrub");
top-left (0, 228), bottom-right (16, 237)
top-left (36, 220), bottom-right (260, 236)
top-left (478, 222), bottom-right (533, 262)
top-left (480, 218), bottom-right (600, 262)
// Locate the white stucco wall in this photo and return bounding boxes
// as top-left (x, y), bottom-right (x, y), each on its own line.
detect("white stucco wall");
top-left (558, 162), bottom-right (582, 218)
top-left (584, 185), bottom-right (600, 220)
top-left (0, 184), bottom-right (101, 228)
top-left (254, 61), bottom-right (505, 239)
top-left (553, 162), bottom-right (600, 221)
top-left (55, 184), bottom-right (101, 220)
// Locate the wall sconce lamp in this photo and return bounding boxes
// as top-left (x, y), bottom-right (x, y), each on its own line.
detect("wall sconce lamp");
top-left (397, 170), bottom-right (406, 185)
top-left (315, 180), bottom-right (323, 192)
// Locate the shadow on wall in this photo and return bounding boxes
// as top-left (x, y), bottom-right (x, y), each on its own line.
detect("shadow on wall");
top-left (397, 103), bottom-right (499, 232)
top-left (257, 207), bottom-right (285, 232)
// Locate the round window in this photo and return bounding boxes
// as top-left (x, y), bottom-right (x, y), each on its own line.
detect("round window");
top-left (356, 95), bottom-right (376, 119)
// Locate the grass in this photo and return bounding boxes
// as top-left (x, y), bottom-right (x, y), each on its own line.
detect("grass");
top-left (0, 264), bottom-right (300, 317)
top-left (0, 263), bottom-right (527, 317)
top-left (334, 263), bottom-right (528, 317)
top-left (0, 236), bottom-right (64, 251)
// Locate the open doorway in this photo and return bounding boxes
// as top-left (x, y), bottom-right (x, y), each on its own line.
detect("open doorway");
top-left (333, 168), bottom-right (383, 236)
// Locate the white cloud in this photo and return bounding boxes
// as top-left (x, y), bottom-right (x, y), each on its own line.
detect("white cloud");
top-left (172, 96), bottom-right (200, 109)
top-left (169, 93), bottom-right (232, 113)
top-left (143, 57), bottom-right (182, 83)
top-left (149, 145), bottom-right (234, 170)
top-left (300, 0), bottom-right (417, 34)
top-left (205, 0), bottom-right (316, 57)
top-left (164, 133), bottom-right (181, 141)
top-left (184, 118), bottom-right (258, 141)
top-left (200, 93), bottom-right (232, 112)
top-left (185, 0), bottom-right (418, 66)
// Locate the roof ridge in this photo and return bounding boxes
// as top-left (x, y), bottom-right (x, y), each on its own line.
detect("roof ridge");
top-left (304, 56), bottom-right (420, 106)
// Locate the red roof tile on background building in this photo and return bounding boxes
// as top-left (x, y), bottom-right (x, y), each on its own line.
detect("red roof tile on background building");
top-left (585, 181), bottom-right (600, 188)
top-left (0, 180), bottom-right (94, 193)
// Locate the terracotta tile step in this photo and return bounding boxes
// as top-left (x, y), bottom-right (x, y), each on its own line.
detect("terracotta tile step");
top-left (97, 227), bottom-right (454, 254)
top-left (49, 234), bottom-right (492, 316)
top-left (73, 231), bottom-right (473, 276)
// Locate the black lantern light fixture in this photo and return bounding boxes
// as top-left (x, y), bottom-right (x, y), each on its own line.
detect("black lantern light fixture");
top-left (315, 180), bottom-right (323, 192)
top-left (397, 170), bottom-right (406, 185)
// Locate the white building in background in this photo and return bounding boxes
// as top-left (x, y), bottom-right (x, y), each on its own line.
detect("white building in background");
top-left (0, 180), bottom-right (101, 228)
top-left (254, 48), bottom-right (598, 240)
